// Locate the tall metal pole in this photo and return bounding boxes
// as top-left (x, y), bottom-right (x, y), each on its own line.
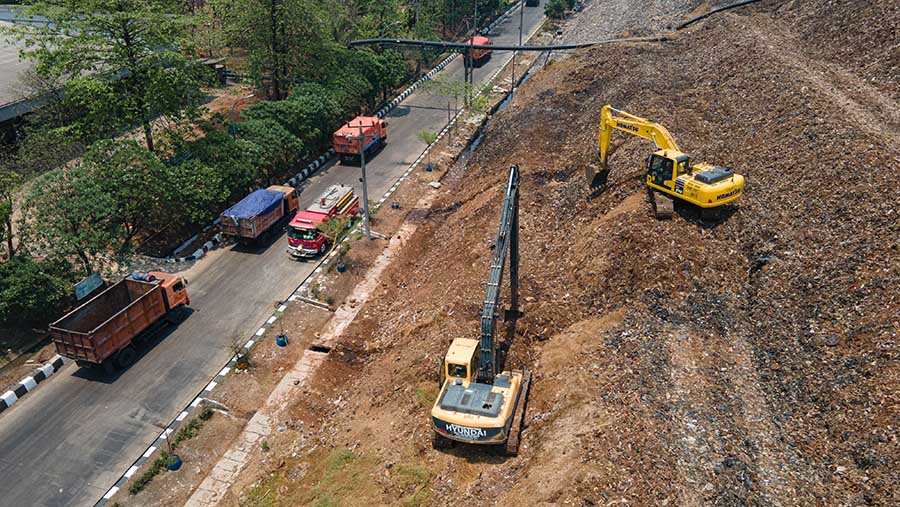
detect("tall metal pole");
top-left (512, 0), bottom-right (524, 88)
top-left (357, 124), bottom-right (372, 240)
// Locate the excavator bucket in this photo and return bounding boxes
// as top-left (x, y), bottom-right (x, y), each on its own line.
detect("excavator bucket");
top-left (588, 167), bottom-right (610, 190)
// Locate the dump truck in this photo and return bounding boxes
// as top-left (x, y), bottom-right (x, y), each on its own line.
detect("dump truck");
top-left (220, 185), bottom-right (299, 244)
top-left (333, 116), bottom-right (388, 165)
top-left (464, 36), bottom-right (493, 67)
top-left (50, 271), bottom-right (190, 373)
top-left (286, 184), bottom-right (360, 258)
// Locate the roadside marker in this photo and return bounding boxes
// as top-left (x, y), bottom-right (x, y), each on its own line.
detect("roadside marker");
top-left (255, 327), bottom-right (266, 337)
top-left (142, 446), bottom-right (157, 459)
top-left (124, 466), bottom-right (139, 479)
top-left (204, 381), bottom-right (217, 392)
top-left (102, 487), bottom-right (119, 499)
top-left (176, 411), bottom-right (189, 422)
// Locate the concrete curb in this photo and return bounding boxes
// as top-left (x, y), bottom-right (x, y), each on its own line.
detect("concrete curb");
top-left (0, 355), bottom-right (65, 415)
top-left (95, 6), bottom-right (535, 503)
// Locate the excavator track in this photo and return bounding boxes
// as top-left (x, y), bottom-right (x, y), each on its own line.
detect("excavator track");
top-left (652, 191), bottom-right (674, 220)
top-left (504, 370), bottom-right (532, 457)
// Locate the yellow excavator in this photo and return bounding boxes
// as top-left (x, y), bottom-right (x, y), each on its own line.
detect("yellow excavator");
top-left (431, 165), bottom-right (531, 456)
top-left (586, 105), bottom-right (745, 219)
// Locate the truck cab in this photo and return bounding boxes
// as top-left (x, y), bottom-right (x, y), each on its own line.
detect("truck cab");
top-left (464, 36), bottom-right (492, 67)
top-left (286, 185), bottom-right (359, 259)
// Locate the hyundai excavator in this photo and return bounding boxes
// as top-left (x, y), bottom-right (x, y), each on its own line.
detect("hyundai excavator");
top-left (431, 165), bottom-right (531, 456)
top-left (586, 105), bottom-right (745, 219)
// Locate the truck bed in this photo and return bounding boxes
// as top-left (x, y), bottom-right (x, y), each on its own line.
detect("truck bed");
top-left (50, 279), bottom-right (167, 365)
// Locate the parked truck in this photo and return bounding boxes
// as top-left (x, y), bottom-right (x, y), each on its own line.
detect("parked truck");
top-left (220, 185), bottom-right (299, 244)
top-left (50, 271), bottom-right (190, 373)
top-left (464, 36), bottom-right (493, 67)
top-left (333, 116), bottom-right (388, 165)
top-left (286, 184), bottom-right (360, 258)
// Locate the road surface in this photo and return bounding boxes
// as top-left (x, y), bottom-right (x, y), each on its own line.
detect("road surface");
top-left (0, 3), bottom-right (546, 506)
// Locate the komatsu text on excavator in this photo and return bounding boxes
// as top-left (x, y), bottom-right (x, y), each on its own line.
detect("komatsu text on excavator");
top-left (586, 105), bottom-right (745, 219)
top-left (431, 165), bottom-right (531, 456)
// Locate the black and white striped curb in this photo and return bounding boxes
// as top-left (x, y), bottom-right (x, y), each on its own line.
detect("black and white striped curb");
top-left (153, 5), bottom-right (524, 266)
top-left (96, 8), bottom-right (535, 502)
top-left (0, 355), bottom-right (65, 415)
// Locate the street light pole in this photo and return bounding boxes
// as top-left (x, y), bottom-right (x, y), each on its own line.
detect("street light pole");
top-left (355, 123), bottom-right (373, 240)
top-left (512, 0), bottom-right (524, 88)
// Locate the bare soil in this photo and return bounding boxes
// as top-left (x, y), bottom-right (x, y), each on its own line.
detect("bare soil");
top-left (208, 1), bottom-right (900, 506)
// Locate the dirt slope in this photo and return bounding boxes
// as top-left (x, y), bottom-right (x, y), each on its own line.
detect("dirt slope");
top-left (245, 2), bottom-right (900, 506)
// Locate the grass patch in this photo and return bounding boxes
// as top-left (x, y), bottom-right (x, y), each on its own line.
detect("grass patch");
top-left (128, 451), bottom-right (171, 495)
top-left (127, 409), bottom-right (214, 495)
top-left (415, 385), bottom-right (438, 408)
top-left (243, 473), bottom-right (284, 507)
top-left (394, 463), bottom-right (432, 507)
top-left (303, 448), bottom-right (378, 506)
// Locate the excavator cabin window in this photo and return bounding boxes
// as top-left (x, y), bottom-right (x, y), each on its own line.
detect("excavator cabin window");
top-left (648, 155), bottom-right (673, 186)
top-left (448, 364), bottom-right (467, 379)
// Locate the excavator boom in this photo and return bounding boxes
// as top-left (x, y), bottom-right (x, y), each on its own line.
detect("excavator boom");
top-left (589, 105), bottom-right (680, 189)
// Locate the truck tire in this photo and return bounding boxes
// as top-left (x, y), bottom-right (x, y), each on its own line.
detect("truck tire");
top-left (102, 360), bottom-right (116, 376)
top-left (115, 346), bottom-right (137, 369)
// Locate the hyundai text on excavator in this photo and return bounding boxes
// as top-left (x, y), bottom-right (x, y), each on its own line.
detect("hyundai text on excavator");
top-left (431, 165), bottom-right (531, 456)
top-left (587, 105), bottom-right (745, 219)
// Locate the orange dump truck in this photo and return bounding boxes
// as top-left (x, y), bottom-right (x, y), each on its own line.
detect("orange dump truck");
top-left (333, 116), bottom-right (388, 164)
top-left (465, 36), bottom-right (492, 67)
top-left (220, 185), bottom-right (299, 244)
top-left (50, 271), bottom-right (190, 372)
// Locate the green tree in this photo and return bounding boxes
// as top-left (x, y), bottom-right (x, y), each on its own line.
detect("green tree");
top-left (236, 119), bottom-right (305, 184)
top-left (83, 140), bottom-right (170, 254)
top-left (0, 164), bottom-right (22, 258)
top-left (0, 255), bottom-right (71, 328)
top-left (176, 128), bottom-right (258, 201)
top-left (544, 0), bottom-right (566, 19)
top-left (318, 214), bottom-right (350, 257)
top-left (20, 166), bottom-right (121, 276)
top-left (223, 0), bottom-right (331, 100)
top-left (4, 0), bottom-right (205, 152)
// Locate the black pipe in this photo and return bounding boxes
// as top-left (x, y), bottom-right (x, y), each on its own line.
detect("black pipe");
top-left (348, 35), bottom-right (669, 52)
top-left (677, 0), bottom-right (763, 29)
top-left (350, 0), bottom-right (768, 53)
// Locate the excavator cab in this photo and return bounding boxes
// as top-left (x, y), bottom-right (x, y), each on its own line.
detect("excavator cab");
top-left (646, 150), bottom-right (690, 189)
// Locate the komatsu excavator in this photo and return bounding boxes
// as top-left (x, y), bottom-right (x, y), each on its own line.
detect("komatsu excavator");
top-left (586, 105), bottom-right (745, 219)
top-left (431, 165), bottom-right (531, 456)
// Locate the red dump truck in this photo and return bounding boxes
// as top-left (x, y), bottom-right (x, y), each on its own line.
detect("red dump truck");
top-left (333, 116), bottom-right (388, 164)
top-left (286, 184), bottom-right (360, 258)
top-left (50, 271), bottom-right (190, 372)
top-left (220, 185), bottom-right (299, 244)
top-left (464, 36), bottom-right (492, 67)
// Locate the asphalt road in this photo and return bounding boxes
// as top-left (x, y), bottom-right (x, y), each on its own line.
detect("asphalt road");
top-left (0, 3), bottom-right (546, 506)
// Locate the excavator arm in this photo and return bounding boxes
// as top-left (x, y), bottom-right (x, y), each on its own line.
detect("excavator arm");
top-left (588, 105), bottom-right (681, 189)
top-left (478, 165), bottom-right (521, 383)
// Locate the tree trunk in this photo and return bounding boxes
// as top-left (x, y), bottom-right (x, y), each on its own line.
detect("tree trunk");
top-left (143, 121), bottom-right (155, 152)
top-left (4, 215), bottom-right (13, 257)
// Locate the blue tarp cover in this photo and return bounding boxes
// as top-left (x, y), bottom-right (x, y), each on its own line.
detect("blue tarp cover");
top-left (222, 188), bottom-right (283, 219)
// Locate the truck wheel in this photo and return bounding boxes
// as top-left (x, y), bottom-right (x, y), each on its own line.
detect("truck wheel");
top-left (102, 361), bottom-right (116, 376)
top-left (115, 346), bottom-right (137, 369)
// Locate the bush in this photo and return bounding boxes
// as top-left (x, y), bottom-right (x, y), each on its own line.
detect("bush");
top-left (545, 0), bottom-right (566, 19)
top-left (0, 256), bottom-right (71, 328)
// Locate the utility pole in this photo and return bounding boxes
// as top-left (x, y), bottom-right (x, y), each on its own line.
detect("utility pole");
top-left (511, 0), bottom-right (524, 88)
top-left (353, 123), bottom-right (374, 240)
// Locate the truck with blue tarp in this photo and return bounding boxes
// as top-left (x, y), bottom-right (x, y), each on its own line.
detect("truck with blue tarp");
top-left (220, 185), bottom-right (299, 243)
